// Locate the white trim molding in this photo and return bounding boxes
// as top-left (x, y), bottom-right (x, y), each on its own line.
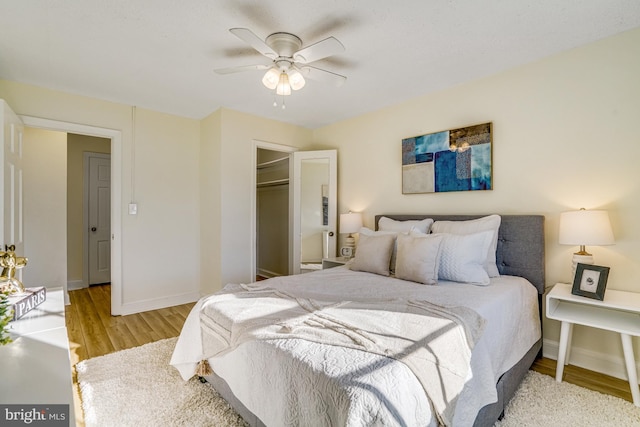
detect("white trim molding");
top-left (67, 280), bottom-right (86, 291)
top-left (119, 291), bottom-right (201, 316)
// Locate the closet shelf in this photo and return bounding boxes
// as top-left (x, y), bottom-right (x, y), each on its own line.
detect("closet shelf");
top-left (257, 178), bottom-right (289, 188)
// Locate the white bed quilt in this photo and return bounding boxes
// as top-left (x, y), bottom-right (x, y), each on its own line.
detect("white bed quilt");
top-left (171, 267), bottom-right (540, 427)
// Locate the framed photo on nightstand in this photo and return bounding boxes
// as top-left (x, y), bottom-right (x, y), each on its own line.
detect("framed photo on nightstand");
top-left (572, 263), bottom-right (610, 300)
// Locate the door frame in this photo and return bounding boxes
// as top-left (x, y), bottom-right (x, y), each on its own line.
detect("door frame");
top-left (20, 116), bottom-right (123, 315)
top-left (251, 140), bottom-right (297, 280)
top-left (83, 152), bottom-right (111, 287)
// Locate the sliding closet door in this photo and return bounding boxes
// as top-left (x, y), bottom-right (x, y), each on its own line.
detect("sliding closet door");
top-left (290, 150), bottom-right (337, 275)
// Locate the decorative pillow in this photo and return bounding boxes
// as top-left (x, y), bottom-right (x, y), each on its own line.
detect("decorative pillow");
top-left (436, 231), bottom-right (493, 286)
top-left (359, 227), bottom-right (402, 272)
top-left (431, 215), bottom-right (501, 277)
top-left (349, 233), bottom-right (396, 276)
top-left (378, 216), bottom-right (434, 234)
top-left (395, 233), bottom-right (444, 285)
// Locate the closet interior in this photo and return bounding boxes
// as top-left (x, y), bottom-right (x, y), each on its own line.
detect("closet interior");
top-left (256, 148), bottom-right (290, 279)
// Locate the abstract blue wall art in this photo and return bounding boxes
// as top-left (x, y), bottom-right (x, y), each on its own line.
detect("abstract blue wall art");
top-left (402, 122), bottom-right (492, 194)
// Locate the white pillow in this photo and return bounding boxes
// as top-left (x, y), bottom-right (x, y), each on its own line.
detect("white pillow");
top-left (349, 233), bottom-right (396, 276)
top-left (359, 227), bottom-right (401, 273)
top-left (431, 215), bottom-right (501, 277)
top-left (436, 231), bottom-right (493, 286)
top-left (395, 233), bottom-right (444, 285)
top-left (378, 216), bottom-right (434, 234)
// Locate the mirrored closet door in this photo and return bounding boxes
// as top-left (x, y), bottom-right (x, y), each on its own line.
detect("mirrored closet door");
top-left (255, 147), bottom-right (337, 279)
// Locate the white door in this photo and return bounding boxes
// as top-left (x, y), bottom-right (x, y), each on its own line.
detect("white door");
top-left (290, 150), bottom-right (337, 275)
top-left (0, 100), bottom-right (25, 265)
top-left (88, 154), bottom-right (111, 285)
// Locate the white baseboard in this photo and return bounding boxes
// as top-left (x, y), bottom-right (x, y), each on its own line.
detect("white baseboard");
top-left (543, 338), bottom-right (640, 383)
top-left (118, 291), bottom-right (200, 316)
top-left (67, 280), bottom-right (87, 291)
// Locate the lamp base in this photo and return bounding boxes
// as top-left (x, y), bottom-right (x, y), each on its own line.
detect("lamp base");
top-left (343, 235), bottom-right (356, 258)
top-left (571, 253), bottom-right (594, 280)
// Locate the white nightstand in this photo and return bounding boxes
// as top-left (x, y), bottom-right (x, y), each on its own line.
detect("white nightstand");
top-left (322, 257), bottom-right (350, 269)
top-left (546, 283), bottom-right (640, 406)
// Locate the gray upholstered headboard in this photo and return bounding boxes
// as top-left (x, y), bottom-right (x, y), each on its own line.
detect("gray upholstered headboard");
top-left (374, 214), bottom-right (545, 294)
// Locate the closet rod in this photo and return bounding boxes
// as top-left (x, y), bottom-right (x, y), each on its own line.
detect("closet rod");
top-left (257, 156), bottom-right (289, 169)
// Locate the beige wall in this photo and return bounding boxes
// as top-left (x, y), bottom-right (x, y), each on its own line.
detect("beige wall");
top-left (313, 27), bottom-right (640, 379)
top-left (122, 107), bottom-right (200, 304)
top-left (199, 110), bottom-right (222, 295)
top-left (0, 81), bottom-right (201, 314)
top-left (215, 108), bottom-right (313, 288)
top-left (22, 128), bottom-right (67, 289)
top-left (199, 108), bottom-right (313, 293)
top-left (66, 133), bottom-right (110, 286)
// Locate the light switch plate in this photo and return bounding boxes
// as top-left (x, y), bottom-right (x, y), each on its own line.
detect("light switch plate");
top-left (128, 203), bottom-right (138, 215)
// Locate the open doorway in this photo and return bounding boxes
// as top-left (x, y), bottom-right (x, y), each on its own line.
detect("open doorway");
top-left (256, 147), bottom-right (290, 280)
top-left (22, 130), bottom-right (112, 299)
top-left (21, 116), bottom-right (123, 315)
top-left (68, 135), bottom-right (111, 289)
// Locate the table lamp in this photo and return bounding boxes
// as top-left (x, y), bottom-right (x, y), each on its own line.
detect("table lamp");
top-left (339, 212), bottom-right (363, 257)
top-left (559, 208), bottom-right (614, 278)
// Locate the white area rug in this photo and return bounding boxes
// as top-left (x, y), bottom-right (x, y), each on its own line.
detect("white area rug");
top-left (77, 337), bottom-right (640, 426)
top-left (76, 338), bottom-right (247, 427)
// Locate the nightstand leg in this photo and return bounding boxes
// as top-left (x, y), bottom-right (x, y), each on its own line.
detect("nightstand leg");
top-left (556, 321), bottom-right (572, 382)
top-left (620, 333), bottom-right (640, 406)
top-left (564, 323), bottom-right (574, 365)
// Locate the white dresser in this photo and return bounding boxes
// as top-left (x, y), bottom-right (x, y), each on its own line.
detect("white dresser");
top-left (0, 288), bottom-right (75, 425)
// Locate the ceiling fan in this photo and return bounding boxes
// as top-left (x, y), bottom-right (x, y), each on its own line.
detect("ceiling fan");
top-left (215, 28), bottom-right (347, 103)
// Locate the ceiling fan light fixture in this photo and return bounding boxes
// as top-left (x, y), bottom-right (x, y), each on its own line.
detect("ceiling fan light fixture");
top-left (288, 69), bottom-right (306, 90)
top-left (262, 68), bottom-right (280, 90)
top-left (276, 72), bottom-right (292, 96)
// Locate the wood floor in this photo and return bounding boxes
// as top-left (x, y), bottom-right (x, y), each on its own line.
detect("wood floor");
top-left (65, 284), bottom-right (194, 364)
top-left (65, 284), bottom-right (633, 426)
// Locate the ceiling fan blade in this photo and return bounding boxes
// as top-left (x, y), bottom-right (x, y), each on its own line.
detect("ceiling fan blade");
top-left (298, 65), bottom-right (346, 87)
top-left (229, 28), bottom-right (278, 59)
top-left (293, 37), bottom-right (345, 64)
top-left (214, 64), bottom-right (272, 75)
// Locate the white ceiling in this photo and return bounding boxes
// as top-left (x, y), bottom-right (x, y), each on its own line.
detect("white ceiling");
top-left (1, 1), bottom-right (639, 129)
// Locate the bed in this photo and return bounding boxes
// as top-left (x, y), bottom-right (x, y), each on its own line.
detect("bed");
top-left (171, 214), bottom-right (545, 426)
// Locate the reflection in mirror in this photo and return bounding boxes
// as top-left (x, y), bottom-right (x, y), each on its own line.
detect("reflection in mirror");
top-left (300, 158), bottom-right (330, 273)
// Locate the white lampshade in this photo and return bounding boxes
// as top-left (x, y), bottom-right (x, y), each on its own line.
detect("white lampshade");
top-left (559, 209), bottom-right (614, 278)
top-left (262, 68), bottom-right (280, 90)
top-left (340, 212), bottom-right (363, 235)
top-left (559, 209), bottom-right (615, 247)
top-left (288, 69), bottom-right (306, 90)
top-left (276, 72), bottom-right (291, 96)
